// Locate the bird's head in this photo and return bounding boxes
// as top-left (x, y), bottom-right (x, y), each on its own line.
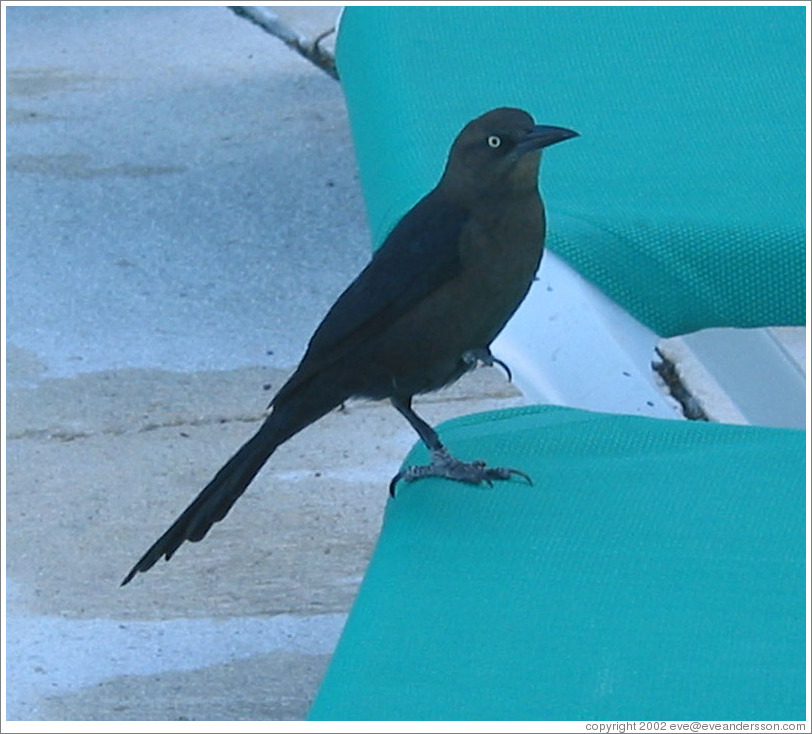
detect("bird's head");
top-left (440, 107), bottom-right (578, 203)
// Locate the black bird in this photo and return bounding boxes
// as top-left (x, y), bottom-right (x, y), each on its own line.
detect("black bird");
top-left (122, 107), bottom-right (577, 585)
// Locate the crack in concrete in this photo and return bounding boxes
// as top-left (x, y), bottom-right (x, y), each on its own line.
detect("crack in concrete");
top-left (6, 413), bottom-right (268, 443)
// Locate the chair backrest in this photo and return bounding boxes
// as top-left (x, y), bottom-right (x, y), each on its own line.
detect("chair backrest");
top-left (336, 6), bottom-right (806, 337)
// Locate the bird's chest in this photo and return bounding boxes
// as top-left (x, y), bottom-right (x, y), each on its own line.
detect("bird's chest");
top-left (452, 201), bottom-right (545, 331)
top-left (365, 196), bottom-right (544, 397)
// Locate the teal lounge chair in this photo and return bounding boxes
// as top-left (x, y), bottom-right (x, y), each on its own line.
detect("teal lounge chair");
top-left (309, 6), bottom-right (806, 721)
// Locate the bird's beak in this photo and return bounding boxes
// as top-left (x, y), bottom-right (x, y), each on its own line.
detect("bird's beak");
top-left (516, 125), bottom-right (579, 154)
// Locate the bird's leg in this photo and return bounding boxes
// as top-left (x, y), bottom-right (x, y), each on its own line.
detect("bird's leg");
top-left (389, 396), bottom-right (532, 497)
top-left (461, 347), bottom-right (512, 382)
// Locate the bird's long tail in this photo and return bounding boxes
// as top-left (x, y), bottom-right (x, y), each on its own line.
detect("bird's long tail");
top-left (121, 386), bottom-right (343, 586)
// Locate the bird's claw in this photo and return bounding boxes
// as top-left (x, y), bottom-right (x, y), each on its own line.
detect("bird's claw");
top-left (461, 347), bottom-right (512, 382)
top-left (389, 448), bottom-right (532, 497)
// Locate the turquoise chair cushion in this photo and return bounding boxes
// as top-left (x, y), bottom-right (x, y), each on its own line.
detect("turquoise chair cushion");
top-left (309, 407), bottom-right (806, 720)
top-left (335, 6), bottom-right (806, 337)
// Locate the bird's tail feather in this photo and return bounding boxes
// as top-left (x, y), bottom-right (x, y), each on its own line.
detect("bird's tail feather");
top-left (121, 421), bottom-right (280, 585)
top-left (121, 381), bottom-right (346, 586)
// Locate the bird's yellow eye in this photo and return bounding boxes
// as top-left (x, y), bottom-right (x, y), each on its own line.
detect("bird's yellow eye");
top-left (487, 135), bottom-right (502, 149)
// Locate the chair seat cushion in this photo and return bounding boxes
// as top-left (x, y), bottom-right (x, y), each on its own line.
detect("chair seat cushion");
top-left (309, 406), bottom-right (805, 720)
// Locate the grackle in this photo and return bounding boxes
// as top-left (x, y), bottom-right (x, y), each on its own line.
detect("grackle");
top-left (122, 107), bottom-right (577, 585)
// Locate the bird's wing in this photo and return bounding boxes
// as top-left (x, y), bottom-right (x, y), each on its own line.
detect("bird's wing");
top-left (273, 191), bottom-right (468, 402)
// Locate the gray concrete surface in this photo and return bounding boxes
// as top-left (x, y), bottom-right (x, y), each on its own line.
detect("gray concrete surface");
top-left (4, 5), bottom-right (525, 722)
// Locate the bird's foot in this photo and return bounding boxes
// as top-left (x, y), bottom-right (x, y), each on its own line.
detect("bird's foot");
top-left (461, 347), bottom-right (512, 382)
top-left (389, 447), bottom-right (531, 497)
